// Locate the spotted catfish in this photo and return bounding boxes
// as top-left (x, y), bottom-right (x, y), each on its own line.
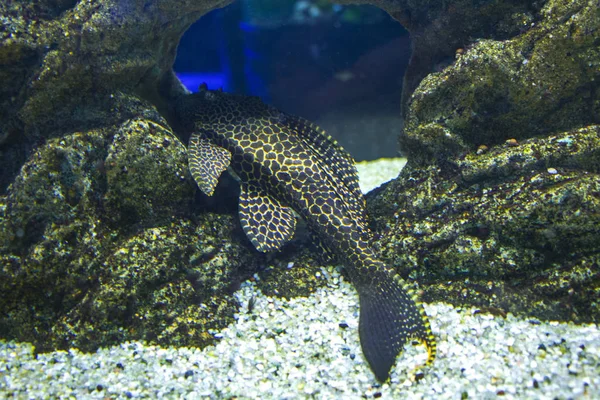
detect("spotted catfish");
top-left (174, 84), bottom-right (436, 381)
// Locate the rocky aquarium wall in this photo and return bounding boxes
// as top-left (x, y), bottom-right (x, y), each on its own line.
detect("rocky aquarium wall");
top-left (0, 0), bottom-right (598, 356)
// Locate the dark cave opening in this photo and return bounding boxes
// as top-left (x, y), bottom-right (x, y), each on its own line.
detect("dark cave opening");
top-left (173, 0), bottom-right (410, 161)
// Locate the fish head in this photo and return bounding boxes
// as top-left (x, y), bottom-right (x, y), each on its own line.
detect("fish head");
top-left (176, 83), bottom-right (278, 129)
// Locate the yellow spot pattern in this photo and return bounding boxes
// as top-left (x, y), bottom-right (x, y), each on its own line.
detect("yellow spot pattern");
top-left (175, 85), bottom-right (436, 382)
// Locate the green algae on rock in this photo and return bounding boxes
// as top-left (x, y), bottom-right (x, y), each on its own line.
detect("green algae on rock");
top-left (103, 118), bottom-right (190, 227)
top-left (365, 0), bottom-right (600, 323)
top-left (0, 0), bottom-right (266, 354)
top-left (0, 0), bottom-right (231, 194)
top-left (48, 218), bottom-right (247, 352)
top-left (366, 138), bottom-right (600, 322)
top-left (0, 0), bottom-right (335, 356)
top-left (401, 0), bottom-right (599, 165)
top-left (0, 0), bottom-right (232, 139)
top-left (337, 0), bottom-right (544, 114)
top-left (0, 95), bottom-right (262, 353)
top-left (256, 244), bottom-right (332, 299)
top-left (458, 126), bottom-right (600, 182)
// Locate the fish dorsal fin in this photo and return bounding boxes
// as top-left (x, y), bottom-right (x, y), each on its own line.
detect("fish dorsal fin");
top-left (284, 115), bottom-right (366, 219)
top-left (188, 133), bottom-right (232, 196)
top-left (239, 183), bottom-right (297, 252)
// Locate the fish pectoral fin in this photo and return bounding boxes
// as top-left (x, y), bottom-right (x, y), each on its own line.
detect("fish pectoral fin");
top-left (239, 183), bottom-right (297, 252)
top-left (355, 263), bottom-right (436, 382)
top-left (188, 133), bottom-right (232, 196)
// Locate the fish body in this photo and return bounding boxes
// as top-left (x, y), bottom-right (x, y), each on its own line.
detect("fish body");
top-left (174, 84), bottom-right (435, 381)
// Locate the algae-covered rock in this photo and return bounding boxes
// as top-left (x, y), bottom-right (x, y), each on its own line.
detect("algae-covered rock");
top-left (0, 210), bottom-right (257, 352)
top-left (0, 0), bottom-right (268, 353)
top-left (103, 118), bottom-right (190, 226)
top-left (0, 0), bottom-right (231, 134)
top-left (256, 243), bottom-right (331, 299)
top-left (48, 218), bottom-right (249, 352)
top-left (367, 136), bottom-right (600, 321)
top-left (0, 0), bottom-right (232, 191)
top-left (367, 0), bottom-right (600, 323)
top-left (1, 0), bottom-right (325, 354)
top-left (0, 94), bottom-right (186, 250)
top-left (338, 0), bottom-right (543, 112)
top-left (401, 0), bottom-right (600, 164)
top-left (0, 94), bottom-right (263, 352)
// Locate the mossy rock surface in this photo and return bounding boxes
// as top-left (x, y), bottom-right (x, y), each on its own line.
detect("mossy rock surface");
top-left (401, 0), bottom-right (599, 164)
top-left (366, 0), bottom-right (600, 323)
top-left (338, 0), bottom-right (543, 112)
top-left (0, 95), bottom-right (263, 352)
top-left (367, 131), bottom-right (600, 322)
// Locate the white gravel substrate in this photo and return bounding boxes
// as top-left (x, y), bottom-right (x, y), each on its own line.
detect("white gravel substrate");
top-left (355, 157), bottom-right (407, 193)
top-left (1, 158), bottom-right (599, 399)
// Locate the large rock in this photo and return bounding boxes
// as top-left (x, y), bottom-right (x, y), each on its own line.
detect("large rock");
top-left (0, 0), bottom-right (232, 190)
top-left (338, 0), bottom-right (542, 113)
top-left (401, 0), bottom-right (599, 163)
top-left (0, 94), bottom-right (265, 352)
top-left (367, 0), bottom-right (600, 322)
top-left (0, 0), bottom-right (270, 352)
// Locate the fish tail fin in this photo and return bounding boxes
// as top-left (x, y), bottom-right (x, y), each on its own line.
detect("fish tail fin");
top-left (355, 262), bottom-right (436, 382)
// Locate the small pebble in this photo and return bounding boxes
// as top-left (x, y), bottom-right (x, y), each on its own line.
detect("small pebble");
top-left (476, 144), bottom-right (488, 155)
